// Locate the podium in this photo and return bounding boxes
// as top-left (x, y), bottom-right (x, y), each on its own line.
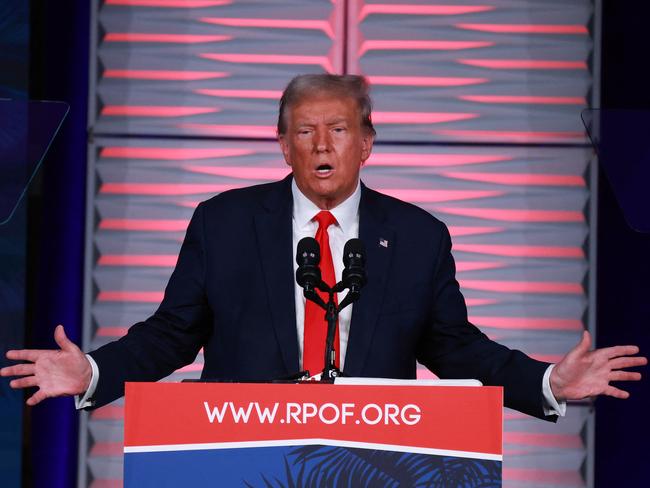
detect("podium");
top-left (123, 381), bottom-right (503, 487)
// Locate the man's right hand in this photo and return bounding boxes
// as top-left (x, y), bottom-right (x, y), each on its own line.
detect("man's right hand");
top-left (0, 325), bottom-right (92, 406)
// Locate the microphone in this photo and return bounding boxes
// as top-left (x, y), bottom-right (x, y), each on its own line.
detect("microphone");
top-left (296, 237), bottom-right (322, 294)
top-left (336, 239), bottom-right (367, 311)
top-left (342, 238), bottom-right (367, 293)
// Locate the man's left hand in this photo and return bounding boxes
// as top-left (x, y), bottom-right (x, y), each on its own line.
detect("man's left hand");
top-left (551, 330), bottom-right (647, 401)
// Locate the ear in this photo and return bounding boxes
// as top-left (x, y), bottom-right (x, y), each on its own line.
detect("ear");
top-left (278, 134), bottom-right (292, 167)
top-left (360, 131), bottom-right (374, 165)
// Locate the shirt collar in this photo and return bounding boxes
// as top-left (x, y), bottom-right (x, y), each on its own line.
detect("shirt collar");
top-left (291, 178), bottom-right (361, 233)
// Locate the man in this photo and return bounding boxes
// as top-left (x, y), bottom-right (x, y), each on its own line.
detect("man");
top-left (1, 74), bottom-right (646, 419)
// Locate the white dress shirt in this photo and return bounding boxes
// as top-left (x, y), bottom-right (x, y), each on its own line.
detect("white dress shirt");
top-left (78, 179), bottom-right (565, 416)
top-left (291, 178), bottom-right (360, 371)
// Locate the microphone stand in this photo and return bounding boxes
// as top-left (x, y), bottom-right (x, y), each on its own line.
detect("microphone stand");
top-left (304, 281), bottom-right (359, 381)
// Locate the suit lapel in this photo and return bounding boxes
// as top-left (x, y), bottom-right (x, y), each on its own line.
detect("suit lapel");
top-left (254, 176), bottom-right (300, 374)
top-left (344, 184), bottom-right (395, 376)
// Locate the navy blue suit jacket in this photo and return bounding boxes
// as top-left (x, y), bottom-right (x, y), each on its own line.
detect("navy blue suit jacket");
top-left (90, 175), bottom-right (554, 420)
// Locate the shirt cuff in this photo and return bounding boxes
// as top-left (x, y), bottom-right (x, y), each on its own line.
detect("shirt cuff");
top-left (542, 364), bottom-right (566, 417)
top-left (74, 354), bottom-right (99, 410)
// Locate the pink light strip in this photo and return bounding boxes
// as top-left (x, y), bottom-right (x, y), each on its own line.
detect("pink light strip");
top-left (448, 226), bottom-right (504, 237)
top-left (460, 95), bottom-right (586, 105)
top-left (97, 291), bottom-right (164, 303)
top-left (503, 469), bottom-right (583, 485)
top-left (381, 189), bottom-right (502, 203)
top-left (460, 280), bottom-right (583, 294)
top-left (504, 432), bottom-right (582, 448)
top-left (98, 255), bottom-right (178, 266)
top-left (359, 5), bottom-right (494, 20)
top-left (471, 316), bottom-right (583, 331)
top-left (105, 0), bottom-right (231, 6)
top-left (434, 129), bottom-right (585, 142)
top-left (466, 298), bottom-right (500, 307)
top-left (99, 183), bottom-right (239, 195)
top-left (435, 207), bottom-right (584, 222)
top-left (368, 75), bottom-right (488, 87)
top-left (367, 154), bottom-right (511, 167)
top-left (360, 40), bottom-right (492, 55)
top-left (453, 243), bottom-right (584, 258)
top-left (90, 442), bottom-right (124, 456)
top-left (455, 261), bottom-right (505, 272)
top-left (99, 219), bottom-right (189, 232)
top-left (96, 328), bottom-right (129, 337)
top-left (183, 166), bottom-right (289, 180)
top-left (456, 23), bottom-right (588, 34)
top-left (100, 147), bottom-right (254, 160)
top-left (103, 70), bottom-right (229, 80)
top-left (458, 59), bottom-right (588, 70)
top-left (372, 111), bottom-right (478, 124)
top-left (179, 123), bottom-right (277, 138)
top-left (200, 53), bottom-right (333, 71)
top-left (195, 88), bottom-right (282, 99)
top-left (532, 354), bottom-right (564, 363)
top-left (101, 106), bottom-right (219, 117)
top-left (90, 405), bottom-right (124, 420)
top-left (442, 171), bottom-right (585, 186)
top-left (104, 33), bottom-right (231, 43)
top-left (200, 17), bottom-right (334, 38)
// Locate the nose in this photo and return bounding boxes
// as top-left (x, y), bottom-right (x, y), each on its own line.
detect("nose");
top-left (313, 128), bottom-right (331, 152)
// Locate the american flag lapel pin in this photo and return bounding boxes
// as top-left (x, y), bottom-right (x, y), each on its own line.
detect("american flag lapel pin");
top-left (379, 238), bottom-right (389, 248)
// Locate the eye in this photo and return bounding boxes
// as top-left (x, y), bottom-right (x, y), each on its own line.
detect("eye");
top-left (332, 127), bottom-right (346, 133)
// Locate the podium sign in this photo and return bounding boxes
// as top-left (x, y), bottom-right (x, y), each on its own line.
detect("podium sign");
top-left (124, 382), bottom-right (503, 486)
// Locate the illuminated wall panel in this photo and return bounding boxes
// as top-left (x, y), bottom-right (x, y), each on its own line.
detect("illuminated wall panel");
top-left (83, 1), bottom-right (598, 487)
top-left (83, 139), bottom-right (593, 487)
top-left (348, 0), bottom-right (594, 143)
top-left (92, 0), bottom-right (344, 137)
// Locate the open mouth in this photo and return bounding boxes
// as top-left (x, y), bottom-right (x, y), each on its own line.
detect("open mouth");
top-left (316, 164), bottom-right (334, 175)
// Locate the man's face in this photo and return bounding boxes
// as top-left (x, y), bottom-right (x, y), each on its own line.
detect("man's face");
top-left (278, 93), bottom-right (374, 210)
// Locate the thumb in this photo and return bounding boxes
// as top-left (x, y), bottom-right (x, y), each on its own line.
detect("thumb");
top-left (575, 330), bottom-right (591, 354)
top-left (54, 325), bottom-right (77, 353)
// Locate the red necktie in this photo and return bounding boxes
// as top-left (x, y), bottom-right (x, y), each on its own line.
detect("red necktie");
top-left (303, 210), bottom-right (340, 375)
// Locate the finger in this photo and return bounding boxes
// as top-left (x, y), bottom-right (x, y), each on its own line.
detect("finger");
top-left (610, 356), bottom-right (648, 369)
top-left (9, 376), bottom-right (38, 389)
top-left (609, 371), bottom-right (642, 382)
top-left (5, 349), bottom-right (46, 362)
top-left (54, 325), bottom-right (77, 353)
top-left (0, 363), bottom-right (35, 377)
top-left (603, 385), bottom-right (630, 399)
top-left (26, 390), bottom-right (49, 407)
top-left (603, 345), bottom-right (641, 359)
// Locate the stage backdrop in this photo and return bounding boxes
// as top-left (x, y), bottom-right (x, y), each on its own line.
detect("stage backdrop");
top-left (81, 1), bottom-right (599, 487)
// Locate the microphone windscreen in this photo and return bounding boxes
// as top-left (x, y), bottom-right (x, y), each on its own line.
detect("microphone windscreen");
top-left (343, 238), bottom-right (365, 266)
top-left (296, 237), bottom-right (320, 266)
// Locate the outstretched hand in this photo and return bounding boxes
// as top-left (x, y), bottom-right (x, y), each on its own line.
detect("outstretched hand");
top-left (1, 325), bottom-right (92, 406)
top-left (551, 330), bottom-right (647, 401)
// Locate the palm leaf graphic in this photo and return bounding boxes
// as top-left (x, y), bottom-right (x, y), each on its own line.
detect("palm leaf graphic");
top-left (244, 445), bottom-right (500, 487)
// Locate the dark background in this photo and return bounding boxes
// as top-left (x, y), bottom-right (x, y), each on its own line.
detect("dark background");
top-left (0, 0), bottom-right (647, 486)
top-left (596, 0), bottom-right (650, 485)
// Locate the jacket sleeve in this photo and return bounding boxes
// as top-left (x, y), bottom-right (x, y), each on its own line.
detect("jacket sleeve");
top-left (416, 222), bottom-right (557, 421)
top-left (87, 202), bottom-right (212, 408)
